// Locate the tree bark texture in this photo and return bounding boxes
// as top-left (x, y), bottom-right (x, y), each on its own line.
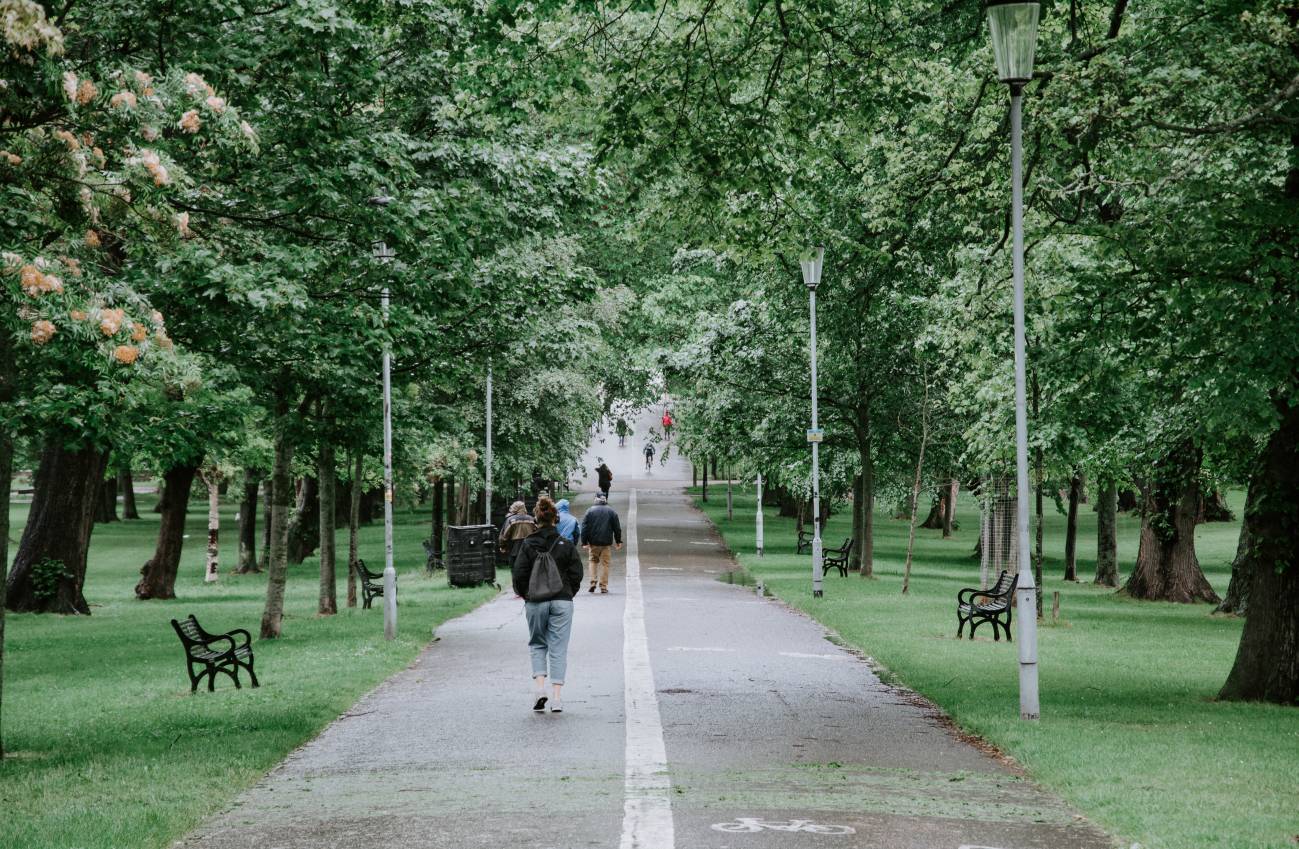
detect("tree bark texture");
top-left (152, 479), bottom-right (165, 512)
top-left (920, 486), bottom-right (947, 530)
top-left (286, 476), bottom-right (320, 565)
top-left (260, 422), bottom-right (295, 639)
top-left (318, 443), bottom-right (337, 615)
top-left (942, 479), bottom-right (958, 537)
top-left (203, 469), bottom-right (220, 583)
top-left (1219, 397), bottom-right (1299, 704)
top-left (96, 475), bottom-right (119, 524)
top-left (857, 433), bottom-right (876, 579)
top-left (1216, 480), bottom-right (1257, 616)
top-left (1094, 480), bottom-right (1119, 586)
top-left (850, 474), bottom-right (864, 572)
top-left (134, 463), bottom-right (199, 600)
top-left (701, 461), bottom-right (708, 502)
top-left (431, 475), bottom-right (444, 558)
top-left (258, 476), bottom-right (272, 571)
top-left (348, 452), bottom-right (361, 609)
top-left (119, 469), bottom-right (140, 519)
top-left (0, 431), bottom-right (13, 757)
top-left (1064, 469), bottom-right (1083, 582)
top-left (236, 471), bottom-right (261, 573)
top-left (1124, 444), bottom-right (1219, 604)
top-left (7, 442), bottom-right (106, 613)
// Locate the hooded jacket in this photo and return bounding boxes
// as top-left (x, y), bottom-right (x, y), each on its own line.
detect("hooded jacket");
top-left (512, 526), bottom-right (584, 601)
top-left (556, 499), bottom-right (580, 544)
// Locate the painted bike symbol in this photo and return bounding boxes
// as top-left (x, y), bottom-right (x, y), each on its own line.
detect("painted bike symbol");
top-left (711, 818), bottom-right (856, 834)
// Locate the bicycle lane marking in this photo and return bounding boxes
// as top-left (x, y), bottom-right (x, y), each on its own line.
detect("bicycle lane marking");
top-left (620, 488), bottom-right (675, 849)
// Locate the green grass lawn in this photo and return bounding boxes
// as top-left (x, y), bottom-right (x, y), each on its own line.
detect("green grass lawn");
top-left (696, 486), bottom-right (1298, 849)
top-left (0, 493), bottom-right (499, 849)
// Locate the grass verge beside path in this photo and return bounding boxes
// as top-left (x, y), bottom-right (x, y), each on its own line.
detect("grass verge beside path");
top-left (694, 487), bottom-right (1298, 849)
top-left (1, 495), bottom-right (499, 849)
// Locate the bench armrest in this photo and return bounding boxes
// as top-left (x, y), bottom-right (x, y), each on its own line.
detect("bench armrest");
top-left (956, 587), bottom-right (985, 605)
top-left (228, 629), bottom-right (253, 650)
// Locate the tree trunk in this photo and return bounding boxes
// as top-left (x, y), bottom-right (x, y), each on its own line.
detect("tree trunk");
top-left (0, 430), bottom-right (13, 757)
top-left (1064, 469), bottom-right (1083, 582)
top-left (431, 474), bottom-right (444, 558)
top-left (133, 463), bottom-right (199, 600)
top-left (692, 464), bottom-right (697, 488)
top-left (850, 474), bottom-right (864, 572)
top-left (260, 418), bottom-right (295, 639)
top-left (152, 479), bottom-right (165, 513)
top-left (920, 487), bottom-right (946, 529)
top-left (902, 410), bottom-right (929, 595)
top-left (701, 461), bottom-right (708, 502)
top-left (1117, 488), bottom-right (1138, 511)
top-left (1219, 396), bottom-right (1299, 704)
top-left (859, 435), bottom-right (875, 579)
top-left (1094, 480), bottom-right (1119, 586)
top-left (258, 475), bottom-right (273, 570)
top-left (203, 469), bottom-right (220, 583)
top-left (348, 452), bottom-right (362, 608)
top-left (1216, 478), bottom-right (1257, 616)
top-left (444, 475), bottom-right (455, 529)
top-left (119, 468), bottom-right (140, 519)
top-left (1198, 489), bottom-right (1235, 523)
top-left (236, 471), bottom-right (261, 573)
top-left (318, 442), bottom-right (337, 615)
top-left (96, 474), bottom-right (119, 523)
top-left (286, 476), bottom-right (320, 564)
top-left (726, 466), bottom-right (733, 520)
top-left (1034, 446), bottom-right (1045, 618)
top-left (1123, 443), bottom-right (1219, 604)
top-left (7, 442), bottom-right (106, 613)
top-left (941, 479), bottom-right (958, 537)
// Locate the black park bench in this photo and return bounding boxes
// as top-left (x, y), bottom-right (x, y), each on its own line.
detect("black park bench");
top-left (822, 537), bottom-right (855, 577)
top-left (171, 614), bottom-right (259, 692)
top-left (354, 558), bottom-right (395, 610)
top-left (956, 570), bottom-right (1019, 641)
top-left (797, 528), bottom-right (813, 554)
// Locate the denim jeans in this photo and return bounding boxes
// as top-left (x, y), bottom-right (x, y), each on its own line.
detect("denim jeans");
top-left (525, 599), bottom-right (573, 684)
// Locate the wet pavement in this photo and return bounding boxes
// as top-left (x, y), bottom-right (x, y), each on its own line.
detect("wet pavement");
top-left (176, 410), bottom-right (1113, 849)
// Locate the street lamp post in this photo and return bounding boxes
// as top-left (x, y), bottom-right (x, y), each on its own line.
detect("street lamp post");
top-left (369, 192), bottom-right (398, 641)
top-left (987, 0), bottom-right (1041, 720)
top-left (485, 362), bottom-right (493, 526)
top-left (801, 246), bottom-right (825, 598)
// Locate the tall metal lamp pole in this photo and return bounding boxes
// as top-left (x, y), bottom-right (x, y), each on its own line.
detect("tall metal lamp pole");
top-left (987, 0), bottom-right (1041, 720)
top-left (369, 192), bottom-right (398, 641)
top-left (801, 247), bottom-right (825, 598)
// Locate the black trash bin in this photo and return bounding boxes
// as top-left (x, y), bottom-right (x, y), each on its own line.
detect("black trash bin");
top-left (447, 524), bottom-right (498, 588)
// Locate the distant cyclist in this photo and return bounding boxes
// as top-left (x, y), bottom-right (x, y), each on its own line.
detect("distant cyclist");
top-left (643, 442), bottom-right (655, 471)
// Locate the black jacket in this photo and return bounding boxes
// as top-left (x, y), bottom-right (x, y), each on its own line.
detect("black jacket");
top-left (581, 504), bottom-right (622, 546)
top-left (596, 464), bottom-right (612, 488)
top-left (512, 526), bottom-right (584, 601)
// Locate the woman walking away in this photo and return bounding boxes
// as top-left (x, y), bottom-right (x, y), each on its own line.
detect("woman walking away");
top-left (499, 500), bottom-right (537, 566)
top-left (513, 495), bottom-right (584, 713)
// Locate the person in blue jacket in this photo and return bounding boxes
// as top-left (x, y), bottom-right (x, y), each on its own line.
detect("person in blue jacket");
top-left (555, 498), bottom-right (581, 545)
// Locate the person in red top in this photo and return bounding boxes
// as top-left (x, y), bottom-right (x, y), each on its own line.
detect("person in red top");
top-left (661, 410), bottom-right (674, 441)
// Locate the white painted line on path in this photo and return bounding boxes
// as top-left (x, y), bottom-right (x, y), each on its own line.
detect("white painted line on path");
top-left (648, 566), bottom-right (683, 571)
top-left (779, 651), bottom-right (850, 661)
top-left (644, 538), bottom-right (673, 542)
top-left (667, 646), bottom-right (736, 653)
top-left (620, 489), bottom-right (675, 849)
top-left (688, 541), bottom-right (720, 546)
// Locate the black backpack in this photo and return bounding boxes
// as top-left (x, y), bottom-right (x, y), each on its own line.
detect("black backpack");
top-left (527, 538), bottom-right (566, 602)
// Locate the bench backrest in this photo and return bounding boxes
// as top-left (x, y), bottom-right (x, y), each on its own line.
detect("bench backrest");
top-left (354, 559), bottom-right (380, 580)
top-left (172, 615), bottom-right (205, 647)
top-left (988, 570), bottom-right (1015, 597)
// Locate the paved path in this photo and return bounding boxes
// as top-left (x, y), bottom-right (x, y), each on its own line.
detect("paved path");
top-left (178, 410), bottom-right (1111, 849)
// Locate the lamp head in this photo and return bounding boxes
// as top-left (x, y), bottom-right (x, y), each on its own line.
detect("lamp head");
top-left (986, 1), bottom-right (1040, 86)
top-left (372, 240), bottom-right (395, 262)
top-left (800, 246), bottom-right (825, 291)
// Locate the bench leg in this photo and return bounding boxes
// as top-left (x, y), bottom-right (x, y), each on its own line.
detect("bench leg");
top-left (968, 618), bottom-right (981, 640)
top-left (242, 659), bottom-right (260, 688)
top-left (956, 615), bottom-right (966, 639)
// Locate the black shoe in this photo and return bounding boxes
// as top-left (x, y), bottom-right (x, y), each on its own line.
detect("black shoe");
top-left (532, 695), bottom-right (548, 712)
top-left (588, 584), bottom-right (596, 593)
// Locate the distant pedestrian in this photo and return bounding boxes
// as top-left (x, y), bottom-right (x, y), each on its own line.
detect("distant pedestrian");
top-left (498, 500), bottom-right (537, 565)
top-left (616, 418), bottom-right (630, 447)
top-left (530, 468), bottom-right (549, 497)
top-left (513, 495), bottom-right (584, 713)
top-left (661, 410), bottom-right (674, 441)
top-left (581, 492), bottom-right (623, 594)
top-left (643, 442), bottom-right (655, 471)
top-left (555, 498), bottom-right (580, 545)
top-left (596, 461), bottom-right (613, 498)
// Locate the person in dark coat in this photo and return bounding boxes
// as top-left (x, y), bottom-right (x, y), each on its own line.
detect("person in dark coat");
top-left (580, 492), bottom-right (623, 594)
top-left (498, 500), bottom-right (537, 565)
top-left (595, 461), bottom-right (613, 498)
top-left (512, 495), bottom-right (584, 713)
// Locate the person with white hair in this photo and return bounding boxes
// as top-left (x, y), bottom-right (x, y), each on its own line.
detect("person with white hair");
top-left (580, 492), bottom-right (623, 594)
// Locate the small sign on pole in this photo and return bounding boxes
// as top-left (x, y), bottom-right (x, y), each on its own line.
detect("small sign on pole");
top-left (806, 428), bottom-right (824, 443)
